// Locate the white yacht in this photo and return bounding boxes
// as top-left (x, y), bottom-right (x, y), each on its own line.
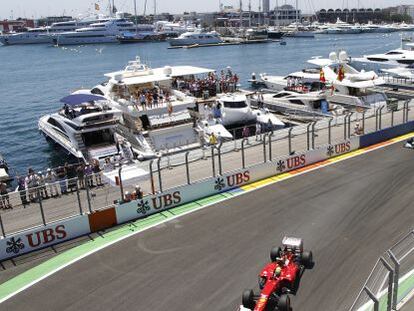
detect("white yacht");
top-left (351, 43), bottom-right (414, 71)
top-left (169, 30), bottom-right (223, 46)
top-left (38, 93), bottom-right (121, 162)
top-left (0, 17), bottom-right (104, 45)
top-left (381, 65), bottom-right (414, 79)
top-left (91, 57), bottom-right (217, 159)
top-left (260, 68), bottom-right (322, 92)
top-left (52, 13), bottom-right (136, 45)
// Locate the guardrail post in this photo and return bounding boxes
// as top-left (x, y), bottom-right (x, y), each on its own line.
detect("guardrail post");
top-left (348, 112), bottom-right (354, 138)
top-left (268, 131), bottom-right (274, 161)
top-left (149, 160), bottom-right (155, 194)
top-left (364, 286), bottom-right (379, 311)
top-left (307, 123), bottom-right (312, 151)
top-left (241, 138), bottom-right (247, 169)
top-left (118, 166), bottom-right (124, 202)
top-left (233, 129), bottom-right (238, 151)
top-left (362, 112), bottom-right (366, 134)
top-left (185, 151), bottom-right (191, 184)
top-left (0, 213), bottom-right (5, 237)
top-left (328, 118), bottom-right (333, 145)
top-left (157, 157), bottom-right (163, 193)
top-left (211, 146), bottom-right (216, 177)
top-left (217, 142), bottom-right (223, 176)
top-left (288, 127), bottom-right (293, 155)
top-left (344, 114), bottom-right (348, 140)
top-left (405, 100), bottom-right (410, 123)
top-left (85, 181), bottom-right (93, 213)
top-left (76, 182), bottom-right (83, 215)
top-left (388, 250), bottom-right (400, 310)
top-left (379, 257), bottom-right (394, 311)
top-left (391, 109), bottom-right (394, 127)
top-left (37, 189), bottom-right (47, 226)
top-left (375, 108), bottom-right (379, 131)
top-left (263, 134), bottom-right (267, 163)
top-left (379, 106), bottom-right (385, 130)
top-left (403, 102), bottom-right (407, 123)
top-left (311, 121), bottom-right (317, 149)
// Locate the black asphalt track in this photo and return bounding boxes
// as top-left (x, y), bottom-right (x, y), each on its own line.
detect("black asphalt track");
top-left (2, 142), bottom-right (414, 311)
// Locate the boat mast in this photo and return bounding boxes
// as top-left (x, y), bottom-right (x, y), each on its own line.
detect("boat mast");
top-left (248, 0), bottom-right (252, 28)
top-left (154, 0), bottom-right (157, 18)
top-left (134, 0), bottom-right (138, 35)
top-left (239, 0), bottom-right (243, 28)
top-left (275, 0), bottom-right (279, 29)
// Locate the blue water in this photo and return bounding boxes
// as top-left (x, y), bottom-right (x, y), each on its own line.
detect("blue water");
top-left (0, 32), bottom-right (405, 175)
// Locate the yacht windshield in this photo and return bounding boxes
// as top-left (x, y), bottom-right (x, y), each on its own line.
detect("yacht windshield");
top-left (223, 101), bottom-right (247, 108)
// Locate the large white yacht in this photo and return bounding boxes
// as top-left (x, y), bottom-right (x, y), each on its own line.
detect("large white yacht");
top-left (259, 51), bottom-right (387, 108)
top-left (351, 43), bottom-right (414, 71)
top-left (52, 13), bottom-right (136, 45)
top-left (169, 30), bottom-right (223, 47)
top-left (38, 93), bottom-right (121, 162)
top-left (0, 17), bottom-right (105, 45)
top-left (91, 57), bottom-right (217, 159)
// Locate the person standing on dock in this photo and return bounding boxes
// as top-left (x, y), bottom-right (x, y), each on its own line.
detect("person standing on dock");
top-left (0, 181), bottom-right (11, 209)
top-left (242, 126), bottom-right (250, 144)
top-left (45, 168), bottom-right (59, 197)
top-left (255, 122), bottom-right (262, 141)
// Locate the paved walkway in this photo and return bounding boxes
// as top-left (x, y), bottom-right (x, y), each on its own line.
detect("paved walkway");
top-left (0, 102), bottom-right (413, 235)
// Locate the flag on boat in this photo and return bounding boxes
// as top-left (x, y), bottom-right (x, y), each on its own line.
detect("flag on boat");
top-left (95, 3), bottom-right (100, 11)
top-left (319, 69), bottom-right (326, 83)
top-left (337, 65), bottom-right (345, 82)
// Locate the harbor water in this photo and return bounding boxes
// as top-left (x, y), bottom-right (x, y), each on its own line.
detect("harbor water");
top-left (0, 32), bottom-right (406, 175)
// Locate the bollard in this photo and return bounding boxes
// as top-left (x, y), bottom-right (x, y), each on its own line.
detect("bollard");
top-left (379, 106), bottom-right (384, 130)
top-left (307, 123), bottom-right (312, 151)
top-left (149, 160), bottom-right (155, 194)
top-left (211, 146), bottom-right (216, 177)
top-left (241, 138), bottom-right (247, 169)
top-left (0, 213), bottom-right (5, 237)
top-left (157, 157), bottom-right (163, 193)
top-left (37, 189), bottom-right (47, 226)
top-left (217, 142), bottom-right (223, 175)
top-left (328, 118), bottom-right (333, 145)
top-left (288, 127), bottom-right (293, 155)
top-left (76, 182), bottom-right (83, 215)
top-left (185, 151), bottom-right (191, 185)
top-left (268, 131), bottom-right (274, 161)
top-left (262, 134), bottom-right (267, 163)
top-left (311, 121), bottom-right (317, 149)
top-left (85, 181), bottom-right (93, 213)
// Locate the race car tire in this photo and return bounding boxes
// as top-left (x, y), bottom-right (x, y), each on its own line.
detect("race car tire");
top-left (270, 246), bottom-right (282, 262)
top-left (301, 250), bottom-right (313, 269)
top-left (278, 294), bottom-right (291, 311)
top-left (242, 289), bottom-right (256, 310)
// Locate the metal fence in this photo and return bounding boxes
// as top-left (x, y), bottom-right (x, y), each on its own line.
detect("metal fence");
top-left (0, 100), bottom-right (413, 237)
top-left (350, 230), bottom-right (414, 311)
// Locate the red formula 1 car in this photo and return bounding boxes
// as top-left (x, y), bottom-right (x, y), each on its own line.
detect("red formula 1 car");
top-left (241, 237), bottom-right (314, 311)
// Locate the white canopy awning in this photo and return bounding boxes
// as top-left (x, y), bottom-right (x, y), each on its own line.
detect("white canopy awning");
top-left (102, 164), bottom-right (149, 187)
top-left (119, 74), bottom-right (171, 86)
top-left (169, 66), bottom-right (215, 77)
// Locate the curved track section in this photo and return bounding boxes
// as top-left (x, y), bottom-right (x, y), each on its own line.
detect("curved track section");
top-left (2, 143), bottom-right (414, 311)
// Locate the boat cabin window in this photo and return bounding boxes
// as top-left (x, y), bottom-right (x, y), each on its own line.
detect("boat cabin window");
top-left (273, 92), bottom-right (290, 98)
top-left (47, 118), bottom-right (68, 135)
top-left (385, 51), bottom-right (403, 55)
top-left (222, 101), bottom-right (247, 108)
top-left (91, 88), bottom-right (105, 95)
top-left (82, 129), bottom-right (114, 147)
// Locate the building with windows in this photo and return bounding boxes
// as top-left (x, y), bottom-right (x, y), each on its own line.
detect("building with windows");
top-left (0, 19), bottom-right (35, 33)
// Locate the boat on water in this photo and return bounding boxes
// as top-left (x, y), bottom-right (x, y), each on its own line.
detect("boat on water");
top-left (259, 51), bottom-right (387, 109)
top-left (267, 27), bottom-right (284, 39)
top-left (169, 30), bottom-right (223, 47)
top-left (52, 13), bottom-right (137, 46)
top-left (38, 93), bottom-right (122, 163)
top-left (0, 154), bottom-right (12, 183)
top-left (381, 65), bottom-right (414, 79)
top-left (351, 43), bottom-right (414, 71)
top-left (0, 16), bottom-right (105, 45)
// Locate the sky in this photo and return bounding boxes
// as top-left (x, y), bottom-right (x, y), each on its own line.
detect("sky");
top-left (0, 0), bottom-right (412, 20)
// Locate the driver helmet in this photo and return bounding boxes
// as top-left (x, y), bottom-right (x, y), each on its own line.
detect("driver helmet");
top-left (275, 267), bottom-right (282, 277)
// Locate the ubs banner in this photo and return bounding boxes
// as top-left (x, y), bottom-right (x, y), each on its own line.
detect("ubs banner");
top-left (0, 215), bottom-right (91, 261)
top-left (115, 137), bottom-right (360, 226)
